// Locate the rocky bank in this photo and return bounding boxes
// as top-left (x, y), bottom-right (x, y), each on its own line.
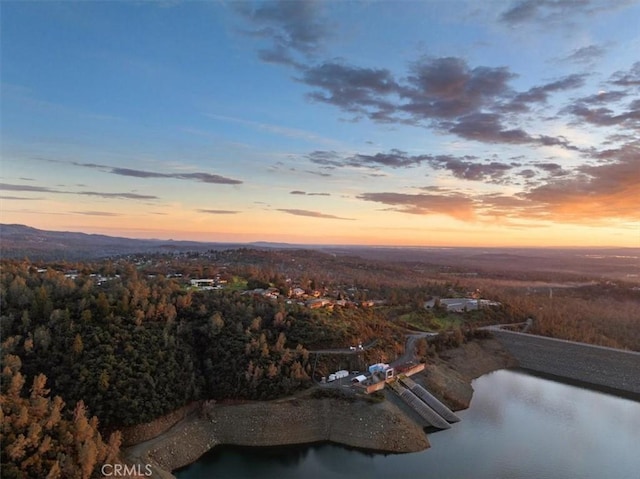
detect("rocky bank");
top-left (123, 338), bottom-right (516, 478)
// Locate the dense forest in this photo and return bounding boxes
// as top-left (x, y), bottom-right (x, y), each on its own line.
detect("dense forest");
top-left (2, 248), bottom-right (638, 477)
top-left (0, 255), bottom-right (432, 477)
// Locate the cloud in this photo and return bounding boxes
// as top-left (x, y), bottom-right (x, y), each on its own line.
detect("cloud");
top-left (564, 100), bottom-right (640, 128)
top-left (523, 172), bottom-right (638, 222)
top-left (609, 61), bottom-right (640, 87)
top-left (237, 7), bottom-right (591, 151)
top-left (518, 141), bottom-right (640, 222)
top-left (401, 57), bottom-right (515, 119)
top-left (205, 113), bottom-right (338, 145)
top-left (308, 149), bottom-right (517, 182)
top-left (351, 140), bottom-right (639, 225)
top-left (535, 162), bottom-right (570, 176)
top-left (197, 209), bottom-right (240, 214)
top-left (0, 195), bottom-right (45, 200)
top-left (576, 91), bottom-right (628, 104)
top-left (74, 211), bottom-right (121, 216)
top-left (302, 62), bottom-right (399, 116)
top-left (305, 170), bottom-right (332, 177)
top-left (448, 113), bottom-right (531, 144)
top-left (505, 74), bottom-right (587, 112)
top-left (518, 169), bottom-right (537, 179)
top-left (499, 0), bottom-right (541, 24)
top-left (45, 159), bottom-right (243, 185)
top-left (276, 208), bottom-right (354, 220)
top-left (563, 44), bottom-right (607, 64)
top-left (237, 0), bottom-right (327, 66)
top-left (346, 150), bottom-right (429, 168)
top-left (78, 191), bottom-right (159, 200)
top-left (0, 182), bottom-right (160, 201)
top-left (0, 183), bottom-right (58, 193)
top-left (428, 157), bottom-right (514, 182)
top-left (499, 0), bottom-right (631, 25)
top-left (299, 56), bottom-right (580, 149)
top-left (357, 192), bottom-right (476, 221)
top-left (110, 168), bottom-right (242, 184)
top-left (306, 150), bottom-right (342, 167)
top-left (289, 190), bottom-right (330, 196)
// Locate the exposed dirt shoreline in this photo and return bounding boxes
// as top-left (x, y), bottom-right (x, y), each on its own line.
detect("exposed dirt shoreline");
top-left (123, 339), bottom-right (516, 478)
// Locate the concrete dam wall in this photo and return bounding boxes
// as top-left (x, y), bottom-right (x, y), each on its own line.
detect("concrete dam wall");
top-left (490, 329), bottom-right (640, 396)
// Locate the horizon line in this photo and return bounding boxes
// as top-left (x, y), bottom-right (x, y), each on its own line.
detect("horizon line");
top-left (1, 223), bottom-right (637, 251)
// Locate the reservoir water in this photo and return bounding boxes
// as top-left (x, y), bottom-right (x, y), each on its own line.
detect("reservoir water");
top-left (176, 369), bottom-right (640, 479)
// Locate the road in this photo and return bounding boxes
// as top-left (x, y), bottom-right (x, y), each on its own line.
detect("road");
top-left (391, 333), bottom-right (437, 368)
top-left (312, 333), bottom-right (435, 386)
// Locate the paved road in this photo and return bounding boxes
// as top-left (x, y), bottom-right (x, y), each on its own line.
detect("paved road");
top-left (313, 333), bottom-right (434, 386)
top-left (391, 333), bottom-right (437, 368)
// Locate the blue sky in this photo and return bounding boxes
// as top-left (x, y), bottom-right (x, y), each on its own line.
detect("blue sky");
top-left (1, 0), bottom-right (639, 246)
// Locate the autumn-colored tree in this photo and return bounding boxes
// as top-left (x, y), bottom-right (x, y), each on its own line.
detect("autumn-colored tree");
top-left (1, 366), bottom-right (122, 479)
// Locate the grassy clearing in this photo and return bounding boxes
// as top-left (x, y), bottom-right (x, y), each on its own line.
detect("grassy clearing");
top-left (227, 276), bottom-right (248, 290)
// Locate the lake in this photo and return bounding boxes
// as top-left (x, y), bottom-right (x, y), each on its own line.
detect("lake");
top-left (176, 369), bottom-right (640, 479)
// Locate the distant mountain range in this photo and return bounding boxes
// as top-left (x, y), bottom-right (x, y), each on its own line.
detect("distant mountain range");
top-left (0, 224), bottom-right (276, 261)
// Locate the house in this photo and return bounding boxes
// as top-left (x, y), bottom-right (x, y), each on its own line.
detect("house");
top-left (291, 287), bottom-right (306, 297)
top-left (425, 297), bottom-right (501, 312)
top-left (306, 298), bottom-right (333, 309)
top-left (190, 279), bottom-right (216, 289)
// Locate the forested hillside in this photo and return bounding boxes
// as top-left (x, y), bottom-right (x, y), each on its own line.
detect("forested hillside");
top-left (2, 248), bottom-right (638, 478)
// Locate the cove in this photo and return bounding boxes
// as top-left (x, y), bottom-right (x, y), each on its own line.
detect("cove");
top-left (175, 369), bottom-right (640, 479)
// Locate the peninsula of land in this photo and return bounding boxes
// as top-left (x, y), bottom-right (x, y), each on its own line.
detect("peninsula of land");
top-left (124, 339), bottom-right (516, 478)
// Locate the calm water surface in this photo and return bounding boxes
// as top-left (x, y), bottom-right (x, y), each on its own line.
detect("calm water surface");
top-left (176, 369), bottom-right (640, 479)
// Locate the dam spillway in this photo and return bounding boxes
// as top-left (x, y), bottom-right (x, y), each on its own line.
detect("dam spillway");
top-left (388, 380), bottom-right (452, 430)
top-left (399, 377), bottom-right (461, 423)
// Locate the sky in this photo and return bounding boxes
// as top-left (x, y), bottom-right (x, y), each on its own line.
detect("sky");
top-left (1, 0), bottom-right (639, 247)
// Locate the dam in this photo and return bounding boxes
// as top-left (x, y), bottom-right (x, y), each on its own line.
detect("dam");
top-left (489, 328), bottom-right (640, 396)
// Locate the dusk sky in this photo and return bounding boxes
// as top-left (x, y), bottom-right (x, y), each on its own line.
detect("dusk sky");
top-left (1, 0), bottom-right (639, 247)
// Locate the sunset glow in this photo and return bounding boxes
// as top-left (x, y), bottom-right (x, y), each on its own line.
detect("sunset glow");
top-left (2, 1), bottom-right (639, 247)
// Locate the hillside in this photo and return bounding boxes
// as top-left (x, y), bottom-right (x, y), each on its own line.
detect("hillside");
top-left (0, 224), bottom-right (242, 260)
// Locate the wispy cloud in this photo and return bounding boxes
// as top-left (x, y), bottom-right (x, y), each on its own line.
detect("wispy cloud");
top-left (205, 113), bottom-right (338, 146)
top-left (277, 208), bottom-right (354, 220)
top-left (197, 209), bottom-right (241, 214)
top-left (498, 0), bottom-right (632, 26)
top-left (307, 150), bottom-right (517, 183)
top-left (289, 190), bottom-right (330, 196)
top-left (37, 158), bottom-right (244, 185)
top-left (0, 183), bottom-right (58, 193)
top-left (0, 195), bottom-right (45, 200)
top-left (78, 191), bottom-right (159, 200)
top-left (74, 211), bottom-right (122, 216)
top-left (0, 182), bottom-right (160, 201)
top-left (110, 167), bottom-right (242, 184)
top-left (562, 44), bottom-right (607, 64)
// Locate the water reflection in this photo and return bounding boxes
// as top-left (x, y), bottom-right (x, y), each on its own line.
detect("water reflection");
top-left (177, 369), bottom-right (640, 479)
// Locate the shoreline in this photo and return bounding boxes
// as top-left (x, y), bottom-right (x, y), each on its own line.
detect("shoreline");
top-left (125, 395), bottom-right (432, 478)
top-left (123, 338), bottom-right (516, 478)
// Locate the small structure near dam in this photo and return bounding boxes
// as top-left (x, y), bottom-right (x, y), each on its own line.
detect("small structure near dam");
top-left (362, 361), bottom-right (461, 431)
